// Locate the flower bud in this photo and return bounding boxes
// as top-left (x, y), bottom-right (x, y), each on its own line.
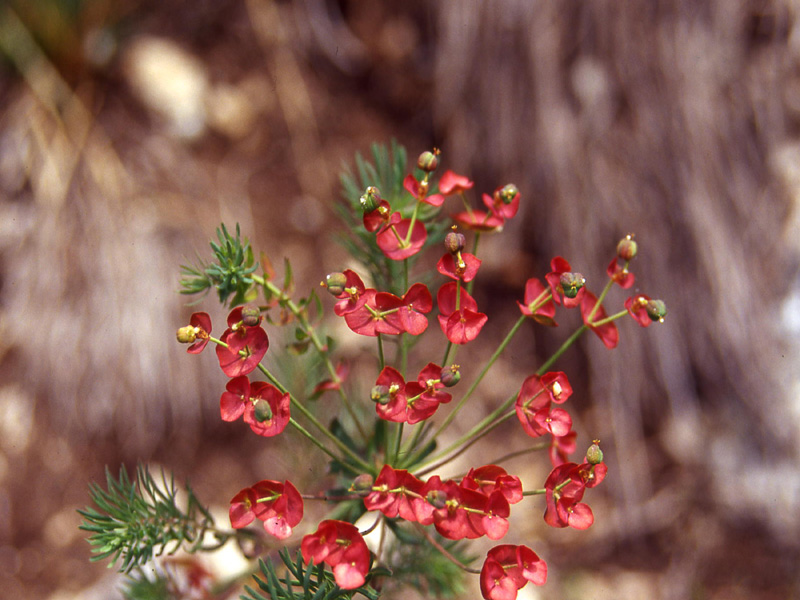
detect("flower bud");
top-left (359, 186), bottom-right (382, 213)
top-left (497, 184), bottom-right (519, 205)
top-left (586, 440), bottom-right (604, 465)
top-left (560, 272), bottom-right (586, 298)
top-left (176, 325), bottom-right (197, 344)
top-left (646, 299), bottom-right (667, 322)
top-left (444, 230), bottom-right (466, 254)
top-left (253, 399), bottom-right (273, 422)
top-left (350, 473), bottom-right (374, 492)
top-left (440, 365), bottom-right (461, 387)
top-left (616, 235), bottom-right (637, 261)
top-left (417, 149), bottom-right (440, 172)
top-left (324, 272), bottom-right (347, 296)
top-left (241, 304), bottom-right (261, 327)
top-left (370, 385), bottom-right (391, 405)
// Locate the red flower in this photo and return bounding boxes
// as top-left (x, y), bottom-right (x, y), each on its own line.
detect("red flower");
top-left (437, 282), bottom-right (488, 344)
top-left (548, 430), bottom-right (577, 467)
top-left (517, 277), bottom-right (556, 325)
top-left (437, 252), bottom-right (482, 282)
top-left (451, 210), bottom-right (504, 232)
top-left (404, 173), bottom-right (445, 206)
top-left (381, 283), bottom-right (433, 335)
top-left (461, 465), bottom-right (523, 505)
top-left (607, 257), bottom-right (635, 288)
top-left (543, 463), bottom-right (593, 530)
top-left (215, 308), bottom-right (269, 376)
top-left (301, 520), bottom-right (370, 589)
top-left (242, 381), bottom-right (290, 437)
top-left (515, 374), bottom-right (573, 438)
top-left (438, 170), bottom-right (474, 195)
top-left (186, 312), bottom-right (212, 353)
top-left (373, 366), bottom-right (408, 422)
top-left (482, 187), bottom-right (520, 221)
top-left (364, 465), bottom-right (424, 521)
top-left (344, 289), bottom-right (403, 337)
top-left (376, 218), bottom-right (427, 260)
top-left (480, 545), bottom-right (547, 600)
top-left (625, 294), bottom-right (653, 327)
top-left (332, 270), bottom-right (367, 316)
top-left (544, 257), bottom-right (584, 308)
top-left (580, 290), bottom-right (619, 349)
top-left (363, 200), bottom-right (398, 233)
top-left (220, 375), bottom-right (251, 422)
top-left (415, 362), bottom-right (453, 406)
top-left (229, 479), bottom-right (303, 540)
top-left (540, 371), bottom-right (573, 404)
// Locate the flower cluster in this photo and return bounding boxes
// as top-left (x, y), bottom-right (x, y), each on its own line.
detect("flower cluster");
top-left (173, 147), bottom-right (666, 598)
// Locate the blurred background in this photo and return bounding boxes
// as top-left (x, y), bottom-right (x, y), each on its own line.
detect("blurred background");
top-left (1, 0), bottom-right (799, 599)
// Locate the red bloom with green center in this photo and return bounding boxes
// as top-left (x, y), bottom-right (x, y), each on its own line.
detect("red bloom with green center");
top-left (482, 187), bottom-right (520, 221)
top-left (607, 257), bottom-right (635, 288)
top-left (451, 210), bottom-right (504, 232)
top-left (403, 381), bottom-right (441, 424)
top-left (373, 366), bottom-right (408, 422)
top-left (376, 218), bottom-right (427, 260)
top-left (625, 294), bottom-right (653, 327)
top-left (437, 281), bottom-right (488, 344)
top-left (220, 375), bottom-right (251, 422)
top-left (363, 200), bottom-right (398, 233)
top-left (332, 270), bottom-right (367, 316)
top-left (438, 170), bottom-right (474, 195)
top-left (545, 257), bottom-right (584, 308)
top-left (479, 544), bottom-right (547, 600)
top-left (216, 308), bottom-right (269, 376)
top-left (580, 290), bottom-right (619, 349)
top-left (437, 252), bottom-right (482, 282)
top-left (249, 479), bottom-right (303, 539)
top-left (344, 289), bottom-right (403, 337)
top-left (229, 486), bottom-right (258, 528)
top-left (242, 381), bottom-right (290, 437)
top-left (517, 277), bottom-right (556, 326)
top-left (543, 463), bottom-right (593, 530)
top-left (404, 173), bottom-right (445, 206)
top-left (515, 374), bottom-right (572, 437)
top-left (184, 312), bottom-right (212, 353)
top-left (415, 362), bottom-right (453, 405)
top-left (301, 520), bottom-right (370, 590)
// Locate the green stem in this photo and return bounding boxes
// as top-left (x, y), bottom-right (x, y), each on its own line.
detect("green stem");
top-left (377, 333), bottom-right (385, 370)
top-left (433, 314), bottom-right (527, 441)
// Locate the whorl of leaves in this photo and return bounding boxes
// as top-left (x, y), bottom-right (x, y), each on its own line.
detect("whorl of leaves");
top-left (78, 464), bottom-right (223, 573)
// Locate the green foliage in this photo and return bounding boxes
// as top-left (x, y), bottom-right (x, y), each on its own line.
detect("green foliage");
top-left (180, 223), bottom-right (258, 306)
top-left (338, 141), bottom-right (448, 296)
top-left (78, 465), bottom-right (224, 573)
top-left (243, 549), bottom-right (385, 600)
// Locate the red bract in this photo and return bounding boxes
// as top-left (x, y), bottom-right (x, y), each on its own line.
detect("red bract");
top-left (344, 289), bottom-right (403, 337)
top-left (480, 545), bottom-right (547, 600)
top-left (580, 290), bottom-right (619, 349)
top-left (381, 283), bottom-right (432, 335)
top-left (416, 362), bottom-right (453, 405)
top-left (607, 256), bottom-right (635, 288)
top-left (437, 252), bottom-right (482, 282)
top-left (301, 520), bottom-right (370, 589)
top-left (545, 257), bottom-right (584, 308)
top-left (437, 282), bottom-right (488, 344)
top-left (403, 382), bottom-right (441, 424)
top-left (548, 430), bottom-right (577, 467)
top-left (438, 170), bottom-right (474, 195)
top-left (515, 374), bottom-right (572, 438)
top-left (312, 362), bottom-right (349, 396)
top-left (625, 294), bottom-right (653, 327)
top-left (540, 371), bottom-right (573, 404)
top-left (250, 480), bottom-right (303, 539)
top-left (229, 479), bottom-right (303, 540)
top-left (451, 210), bottom-right (504, 232)
top-left (404, 173), bottom-right (445, 206)
top-left (462, 466), bottom-right (523, 505)
top-left (186, 312), bottom-right (212, 353)
top-left (482, 188), bottom-right (520, 220)
top-left (216, 308), bottom-right (269, 376)
top-left (543, 463), bottom-right (594, 530)
top-left (373, 366), bottom-right (408, 422)
top-left (364, 465), bottom-right (424, 521)
top-left (517, 278), bottom-right (556, 326)
top-left (376, 218), bottom-right (427, 260)
top-left (220, 375), bottom-right (250, 422)
top-left (242, 381), bottom-right (290, 437)
top-left (363, 200), bottom-right (398, 233)
top-left (332, 270), bottom-right (367, 316)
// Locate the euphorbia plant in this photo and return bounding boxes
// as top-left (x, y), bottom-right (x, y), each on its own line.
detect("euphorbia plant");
top-left (80, 143), bottom-right (666, 600)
